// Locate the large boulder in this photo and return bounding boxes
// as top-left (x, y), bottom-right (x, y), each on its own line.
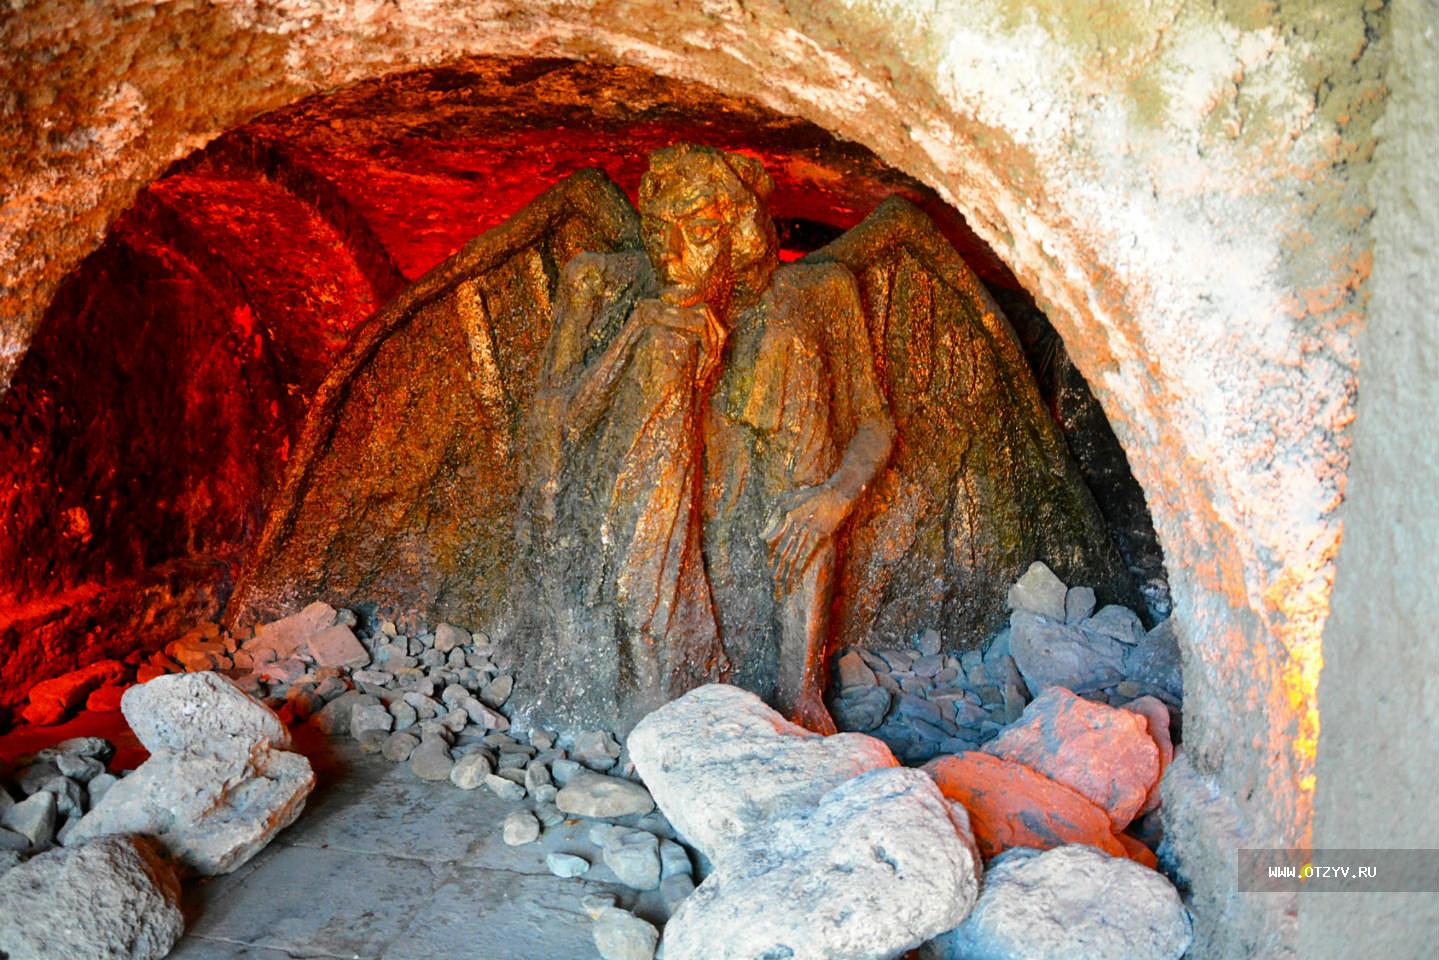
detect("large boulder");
top-left (982, 687), bottom-right (1158, 830)
top-left (0, 835), bottom-right (183, 960)
top-left (662, 767), bottom-right (980, 960)
top-left (627, 685), bottom-right (896, 862)
top-left (923, 845), bottom-right (1191, 960)
top-left (922, 753), bottom-right (1129, 861)
top-left (67, 672), bottom-right (314, 875)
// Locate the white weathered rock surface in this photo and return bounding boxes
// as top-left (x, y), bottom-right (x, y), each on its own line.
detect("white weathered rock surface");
top-left (555, 772), bottom-right (654, 819)
top-left (67, 672), bottom-right (314, 875)
top-left (592, 906), bottom-right (658, 960)
top-left (0, 835), bottom-right (183, 960)
top-left (1, 791), bottom-right (55, 849)
top-left (924, 845), bottom-right (1191, 960)
top-left (121, 671), bottom-right (290, 757)
top-left (244, 601), bottom-right (337, 660)
top-left (304, 623), bottom-right (370, 668)
top-left (627, 684), bottom-right (896, 862)
top-left (662, 767), bottom-right (979, 960)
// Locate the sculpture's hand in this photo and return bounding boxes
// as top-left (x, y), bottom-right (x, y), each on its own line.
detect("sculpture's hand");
top-left (762, 483), bottom-right (854, 593)
top-left (632, 294), bottom-right (726, 386)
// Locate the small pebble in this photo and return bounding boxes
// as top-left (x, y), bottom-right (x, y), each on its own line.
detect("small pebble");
top-left (503, 810), bottom-right (541, 846)
top-left (546, 852), bottom-right (590, 878)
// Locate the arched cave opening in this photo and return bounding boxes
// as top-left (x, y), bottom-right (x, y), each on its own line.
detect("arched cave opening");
top-left (1, 58), bottom-right (1190, 958)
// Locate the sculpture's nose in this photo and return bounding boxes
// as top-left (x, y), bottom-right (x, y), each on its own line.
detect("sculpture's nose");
top-left (663, 221), bottom-right (685, 264)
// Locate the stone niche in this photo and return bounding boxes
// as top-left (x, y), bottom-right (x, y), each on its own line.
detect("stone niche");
top-left (0, 0), bottom-right (1391, 953)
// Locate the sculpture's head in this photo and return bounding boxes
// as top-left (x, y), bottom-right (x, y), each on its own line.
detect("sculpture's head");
top-left (638, 144), bottom-right (779, 310)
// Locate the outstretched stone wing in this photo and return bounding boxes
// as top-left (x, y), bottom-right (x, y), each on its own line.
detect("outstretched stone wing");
top-left (226, 170), bottom-right (642, 630)
top-left (808, 198), bottom-right (1136, 651)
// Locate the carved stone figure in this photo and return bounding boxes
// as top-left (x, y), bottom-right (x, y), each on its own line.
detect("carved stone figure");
top-left (513, 145), bottom-right (894, 732)
top-left (225, 148), bottom-right (1137, 735)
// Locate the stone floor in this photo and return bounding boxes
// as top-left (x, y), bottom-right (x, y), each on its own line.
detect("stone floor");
top-left (169, 739), bottom-right (672, 959)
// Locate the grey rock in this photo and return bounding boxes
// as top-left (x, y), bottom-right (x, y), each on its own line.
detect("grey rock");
top-left (434, 622), bottom-right (470, 653)
top-left (546, 852), bottom-right (590, 878)
top-left (659, 838), bottom-right (692, 877)
top-left (592, 906), bottom-right (658, 960)
top-left (0, 836), bottom-right (182, 960)
top-left (311, 690), bottom-right (377, 736)
top-left (408, 736), bottom-right (455, 782)
top-left (915, 628), bottom-right (942, 656)
top-left (524, 763), bottom-right (552, 793)
top-left (556, 772), bottom-right (654, 819)
top-left (928, 845), bottom-right (1191, 960)
top-left (0, 829), bottom-right (28, 852)
top-left (601, 828), bottom-right (661, 890)
top-left (830, 684), bottom-right (891, 732)
top-left (660, 872), bottom-right (697, 913)
top-left (502, 810), bottom-right (541, 846)
top-left (552, 758), bottom-right (583, 785)
top-left (498, 751), bottom-right (530, 771)
top-left (662, 768), bottom-right (980, 960)
top-left (913, 654), bottom-right (944, 678)
top-left (40, 777), bottom-right (84, 820)
top-left (463, 697), bottom-right (509, 730)
top-left (836, 650), bottom-right (877, 688)
top-left (449, 752), bottom-right (492, 790)
top-left (304, 623), bottom-right (370, 669)
top-left (1084, 604), bottom-right (1146, 645)
top-left (1006, 561), bottom-right (1068, 620)
top-left (440, 707), bottom-right (470, 733)
top-left (582, 892), bottom-right (618, 919)
top-left (352, 669), bottom-right (395, 687)
top-left (86, 773), bottom-right (118, 809)
top-left (485, 774), bottom-right (527, 802)
top-left (628, 685), bottom-right (896, 864)
top-left (1064, 585), bottom-right (1097, 623)
top-left (350, 701), bottom-right (394, 739)
top-left (530, 728), bottom-right (556, 750)
top-left (381, 732), bottom-right (421, 763)
top-left (1, 791), bottom-right (55, 848)
top-left (1124, 619), bottom-right (1183, 703)
top-left (54, 754), bottom-right (104, 783)
top-left (572, 730), bottom-right (622, 771)
top-left (535, 804), bottom-right (566, 827)
top-left (532, 783), bottom-right (559, 804)
top-left (389, 700), bottom-right (418, 731)
top-left (48, 737), bottom-right (113, 760)
top-left (245, 601), bottom-right (336, 660)
top-left (1009, 609), bottom-right (1126, 694)
top-left (481, 674), bottom-right (514, 709)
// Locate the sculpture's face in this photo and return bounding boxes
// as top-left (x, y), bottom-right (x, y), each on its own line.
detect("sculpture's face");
top-left (641, 180), bottom-right (736, 306)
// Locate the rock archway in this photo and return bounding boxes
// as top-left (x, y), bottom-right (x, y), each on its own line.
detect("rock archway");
top-left (1, 3), bottom-right (1385, 956)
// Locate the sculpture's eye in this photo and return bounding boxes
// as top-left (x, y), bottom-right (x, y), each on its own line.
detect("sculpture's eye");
top-left (685, 218), bottom-right (721, 243)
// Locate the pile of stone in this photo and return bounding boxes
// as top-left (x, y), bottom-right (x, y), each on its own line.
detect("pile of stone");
top-left (2, 736), bottom-right (125, 857)
top-left (828, 561), bottom-right (1181, 764)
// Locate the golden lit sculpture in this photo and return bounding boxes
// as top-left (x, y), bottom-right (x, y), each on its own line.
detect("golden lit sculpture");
top-left (226, 147), bottom-right (1133, 734)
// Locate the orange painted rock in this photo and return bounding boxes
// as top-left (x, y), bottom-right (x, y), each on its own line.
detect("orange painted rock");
top-left (982, 686), bottom-right (1159, 830)
top-left (86, 684), bottom-right (128, 712)
top-left (1117, 831), bottom-right (1159, 868)
top-left (923, 752), bottom-right (1128, 861)
top-left (1122, 695), bottom-right (1175, 816)
top-left (21, 660), bottom-right (126, 726)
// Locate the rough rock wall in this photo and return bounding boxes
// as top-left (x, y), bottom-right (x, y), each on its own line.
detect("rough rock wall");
top-left (1302, 0), bottom-right (1439, 953)
top-left (0, 3), bottom-right (1386, 955)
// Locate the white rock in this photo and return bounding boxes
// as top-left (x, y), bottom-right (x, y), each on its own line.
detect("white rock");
top-left (304, 623), bottom-right (370, 669)
top-left (350, 702), bottom-right (394, 739)
top-left (122, 672), bottom-right (289, 757)
top-left (926, 845), bottom-right (1191, 960)
top-left (449, 752), bottom-right (492, 790)
top-left (663, 767), bottom-right (980, 960)
top-left (66, 673), bottom-right (313, 876)
top-left (1, 791), bottom-right (55, 849)
top-left (0, 836), bottom-right (183, 960)
top-left (556, 772), bottom-right (654, 819)
top-left (592, 906), bottom-right (658, 960)
top-left (434, 622), bottom-right (470, 653)
top-left (1064, 586), bottom-right (1097, 623)
top-left (601, 828), bottom-right (660, 890)
top-left (503, 810), bottom-right (540, 846)
top-left (1006, 561), bottom-right (1068, 620)
top-left (626, 684), bottom-right (896, 863)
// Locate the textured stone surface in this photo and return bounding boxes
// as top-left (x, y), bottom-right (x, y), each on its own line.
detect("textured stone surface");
top-left (592, 906), bottom-right (658, 960)
top-left (662, 768), bottom-right (979, 959)
top-left (925, 845), bottom-right (1191, 960)
top-left (1122, 695), bottom-right (1174, 816)
top-left (67, 672), bottom-right (314, 875)
top-left (923, 752), bottom-right (1128, 861)
top-left (627, 685), bottom-right (895, 861)
top-left (1007, 561), bottom-right (1068, 620)
top-left (121, 671), bottom-right (290, 756)
top-left (21, 660), bottom-right (126, 726)
top-left (0, 836), bottom-right (183, 960)
top-left (983, 687), bottom-right (1158, 830)
top-left (555, 772), bottom-right (654, 819)
top-left (1008, 610), bottom-right (1126, 694)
